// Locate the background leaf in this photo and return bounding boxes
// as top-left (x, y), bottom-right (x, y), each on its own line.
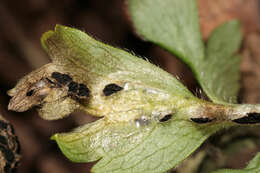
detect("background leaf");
top-left (128, 0), bottom-right (242, 104)
top-left (199, 21), bottom-right (242, 104)
top-left (128, 0), bottom-right (205, 65)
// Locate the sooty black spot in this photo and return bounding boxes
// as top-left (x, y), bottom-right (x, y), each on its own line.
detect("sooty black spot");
top-left (191, 117), bottom-right (214, 124)
top-left (51, 72), bottom-right (72, 85)
top-left (233, 112), bottom-right (260, 124)
top-left (0, 121), bottom-right (8, 129)
top-left (0, 146), bottom-right (14, 162)
top-left (0, 135), bottom-right (7, 145)
top-left (78, 84), bottom-right (90, 97)
top-left (159, 114), bottom-right (172, 122)
top-left (26, 90), bottom-right (34, 96)
top-left (103, 84), bottom-right (123, 96)
top-left (68, 81), bottom-right (79, 93)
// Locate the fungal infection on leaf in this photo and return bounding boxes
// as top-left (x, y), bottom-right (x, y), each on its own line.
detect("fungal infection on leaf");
top-left (159, 114), bottom-right (172, 122)
top-left (232, 112), bottom-right (260, 124)
top-left (51, 72), bottom-right (72, 85)
top-left (103, 83), bottom-right (123, 96)
top-left (190, 117), bottom-right (215, 124)
top-left (7, 25), bottom-right (260, 173)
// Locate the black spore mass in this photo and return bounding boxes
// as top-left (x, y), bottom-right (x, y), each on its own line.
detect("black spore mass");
top-left (78, 84), bottom-right (90, 97)
top-left (51, 72), bottom-right (72, 85)
top-left (159, 114), bottom-right (172, 122)
top-left (233, 112), bottom-right (260, 124)
top-left (68, 81), bottom-right (79, 93)
top-left (191, 117), bottom-right (214, 124)
top-left (103, 83), bottom-right (123, 96)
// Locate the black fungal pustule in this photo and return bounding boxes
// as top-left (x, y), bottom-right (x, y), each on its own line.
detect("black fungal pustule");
top-left (51, 72), bottom-right (72, 85)
top-left (68, 81), bottom-right (79, 93)
top-left (159, 114), bottom-right (172, 122)
top-left (103, 83), bottom-right (123, 96)
top-left (78, 84), bottom-right (90, 97)
top-left (26, 89), bottom-right (34, 96)
top-left (191, 117), bottom-right (214, 124)
top-left (233, 112), bottom-right (260, 124)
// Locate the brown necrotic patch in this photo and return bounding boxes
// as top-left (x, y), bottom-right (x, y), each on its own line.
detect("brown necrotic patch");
top-left (103, 83), bottom-right (123, 96)
top-left (233, 112), bottom-right (260, 124)
top-left (191, 117), bottom-right (214, 124)
top-left (30, 72), bottom-right (91, 101)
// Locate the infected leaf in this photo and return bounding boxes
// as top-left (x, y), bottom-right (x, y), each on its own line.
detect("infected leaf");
top-left (7, 25), bottom-right (260, 173)
top-left (8, 64), bottom-right (86, 120)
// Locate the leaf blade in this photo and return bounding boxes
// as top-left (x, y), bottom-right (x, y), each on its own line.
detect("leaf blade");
top-left (199, 20), bottom-right (242, 104)
top-left (128, 0), bottom-right (205, 65)
top-left (52, 114), bottom-right (221, 173)
top-left (128, 0), bottom-right (242, 104)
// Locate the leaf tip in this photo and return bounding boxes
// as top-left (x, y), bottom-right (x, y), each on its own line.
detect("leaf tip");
top-left (50, 134), bottom-right (58, 141)
top-left (41, 30), bottom-right (54, 52)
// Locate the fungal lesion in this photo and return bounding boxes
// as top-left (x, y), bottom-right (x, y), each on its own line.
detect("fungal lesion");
top-left (51, 72), bottom-right (72, 85)
top-left (159, 114), bottom-right (172, 122)
top-left (8, 64), bottom-right (91, 120)
top-left (232, 112), bottom-right (260, 124)
top-left (190, 117), bottom-right (215, 124)
top-left (103, 83), bottom-right (123, 96)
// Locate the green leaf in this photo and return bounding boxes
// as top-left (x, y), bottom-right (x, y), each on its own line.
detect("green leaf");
top-left (127, 0), bottom-right (242, 104)
top-left (128, 0), bottom-right (205, 65)
top-left (211, 153), bottom-right (260, 173)
top-left (53, 116), bottom-right (220, 173)
top-left (199, 21), bottom-right (242, 104)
